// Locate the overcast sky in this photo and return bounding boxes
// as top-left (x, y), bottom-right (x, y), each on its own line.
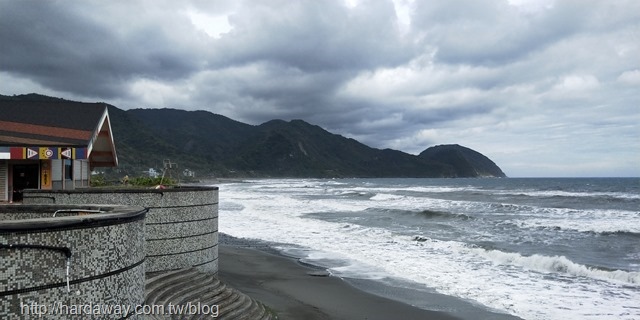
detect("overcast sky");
top-left (1, 0), bottom-right (638, 177)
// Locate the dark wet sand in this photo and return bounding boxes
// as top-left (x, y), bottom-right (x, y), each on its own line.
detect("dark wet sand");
top-left (218, 245), bottom-right (461, 320)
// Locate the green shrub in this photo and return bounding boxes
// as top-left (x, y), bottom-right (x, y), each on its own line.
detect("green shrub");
top-left (128, 176), bottom-right (176, 187)
top-left (90, 174), bottom-right (108, 187)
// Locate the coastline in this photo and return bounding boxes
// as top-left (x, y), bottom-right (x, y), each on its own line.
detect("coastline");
top-left (218, 233), bottom-right (522, 320)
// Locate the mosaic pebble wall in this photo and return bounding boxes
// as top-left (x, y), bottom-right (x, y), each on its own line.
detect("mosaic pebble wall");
top-left (24, 187), bottom-right (219, 274)
top-left (0, 208), bottom-right (146, 319)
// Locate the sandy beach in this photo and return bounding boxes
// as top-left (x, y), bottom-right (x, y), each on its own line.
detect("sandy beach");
top-left (218, 234), bottom-right (522, 320)
top-left (219, 245), bottom-right (459, 320)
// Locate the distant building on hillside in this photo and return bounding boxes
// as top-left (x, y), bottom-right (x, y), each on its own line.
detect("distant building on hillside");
top-left (147, 168), bottom-right (160, 178)
top-left (0, 98), bottom-right (118, 202)
top-left (183, 168), bottom-right (195, 178)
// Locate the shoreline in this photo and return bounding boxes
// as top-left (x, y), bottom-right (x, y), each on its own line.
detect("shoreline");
top-left (218, 233), bottom-right (521, 320)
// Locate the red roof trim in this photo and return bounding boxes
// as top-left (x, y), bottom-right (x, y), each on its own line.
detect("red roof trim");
top-left (0, 120), bottom-right (92, 141)
top-left (0, 134), bottom-right (74, 145)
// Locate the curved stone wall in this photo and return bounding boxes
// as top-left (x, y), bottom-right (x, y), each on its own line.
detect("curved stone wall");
top-left (0, 205), bottom-right (147, 319)
top-left (23, 186), bottom-right (219, 274)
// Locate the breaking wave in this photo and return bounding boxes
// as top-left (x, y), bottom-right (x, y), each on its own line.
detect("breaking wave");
top-left (415, 209), bottom-right (473, 220)
top-left (474, 248), bottom-right (640, 285)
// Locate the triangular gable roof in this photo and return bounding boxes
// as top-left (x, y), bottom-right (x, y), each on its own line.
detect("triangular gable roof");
top-left (0, 96), bottom-right (118, 168)
top-left (87, 107), bottom-right (118, 168)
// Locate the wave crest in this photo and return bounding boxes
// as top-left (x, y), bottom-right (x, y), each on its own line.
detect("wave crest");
top-left (475, 248), bottom-right (640, 285)
top-left (416, 209), bottom-right (472, 220)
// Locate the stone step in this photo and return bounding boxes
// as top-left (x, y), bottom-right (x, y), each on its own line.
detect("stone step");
top-left (145, 268), bottom-right (198, 287)
top-left (200, 284), bottom-right (234, 306)
top-left (145, 268), bottom-right (200, 300)
top-left (145, 268), bottom-right (275, 320)
top-left (209, 288), bottom-right (241, 309)
top-left (145, 270), bottom-right (203, 306)
top-left (154, 272), bottom-right (212, 306)
top-left (172, 277), bottom-right (221, 306)
top-left (235, 298), bottom-right (266, 320)
top-left (217, 291), bottom-right (249, 317)
top-left (219, 293), bottom-right (255, 319)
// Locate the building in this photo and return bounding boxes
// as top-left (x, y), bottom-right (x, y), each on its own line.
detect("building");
top-left (147, 168), bottom-right (160, 178)
top-left (0, 96), bottom-right (117, 202)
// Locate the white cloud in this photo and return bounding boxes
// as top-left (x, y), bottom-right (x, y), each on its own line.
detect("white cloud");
top-left (507, 0), bottom-right (555, 14)
top-left (617, 69), bottom-right (640, 85)
top-left (184, 8), bottom-right (233, 38)
top-left (544, 74), bottom-right (601, 100)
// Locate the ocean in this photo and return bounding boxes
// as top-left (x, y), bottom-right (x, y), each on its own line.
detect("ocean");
top-left (216, 178), bottom-right (640, 320)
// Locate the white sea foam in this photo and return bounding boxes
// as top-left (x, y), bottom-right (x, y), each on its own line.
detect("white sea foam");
top-left (505, 217), bottom-right (640, 234)
top-left (471, 248), bottom-right (640, 285)
top-left (495, 204), bottom-right (640, 234)
top-left (493, 189), bottom-right (640, 200)
top-left (218, 180), bottom-right (640, 320)
top-left (370, 193), bottom-right (405, 201)
top-left (384, 185), bottom-right (481, 193)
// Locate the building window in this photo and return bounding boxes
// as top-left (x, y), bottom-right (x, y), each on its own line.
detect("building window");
top-left (64, 159), bottom-right (73, 180)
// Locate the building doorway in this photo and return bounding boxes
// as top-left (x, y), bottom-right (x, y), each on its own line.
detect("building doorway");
top-left (12, 164), bottom-right (39, 202)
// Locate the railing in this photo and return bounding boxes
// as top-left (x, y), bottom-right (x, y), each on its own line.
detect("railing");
top-left (0, 243), bottom-right (72, 292)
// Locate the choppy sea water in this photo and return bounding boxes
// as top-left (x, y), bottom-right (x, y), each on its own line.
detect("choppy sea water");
top-left (216, 178), bottom-right (640, 320)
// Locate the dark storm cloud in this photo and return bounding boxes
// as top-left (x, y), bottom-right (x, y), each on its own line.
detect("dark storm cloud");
top-left (195, 0), bottom-right (418, 125)
top-left (210, 0), bottom-right (415, 71)
top-left (0, 1), bottom-right (204, 97)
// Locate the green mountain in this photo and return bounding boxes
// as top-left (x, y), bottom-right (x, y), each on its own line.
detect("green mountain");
top-left (1, 94), bottom-right (507, 178)
top-left (419, 144), bottom-right (507, 177)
